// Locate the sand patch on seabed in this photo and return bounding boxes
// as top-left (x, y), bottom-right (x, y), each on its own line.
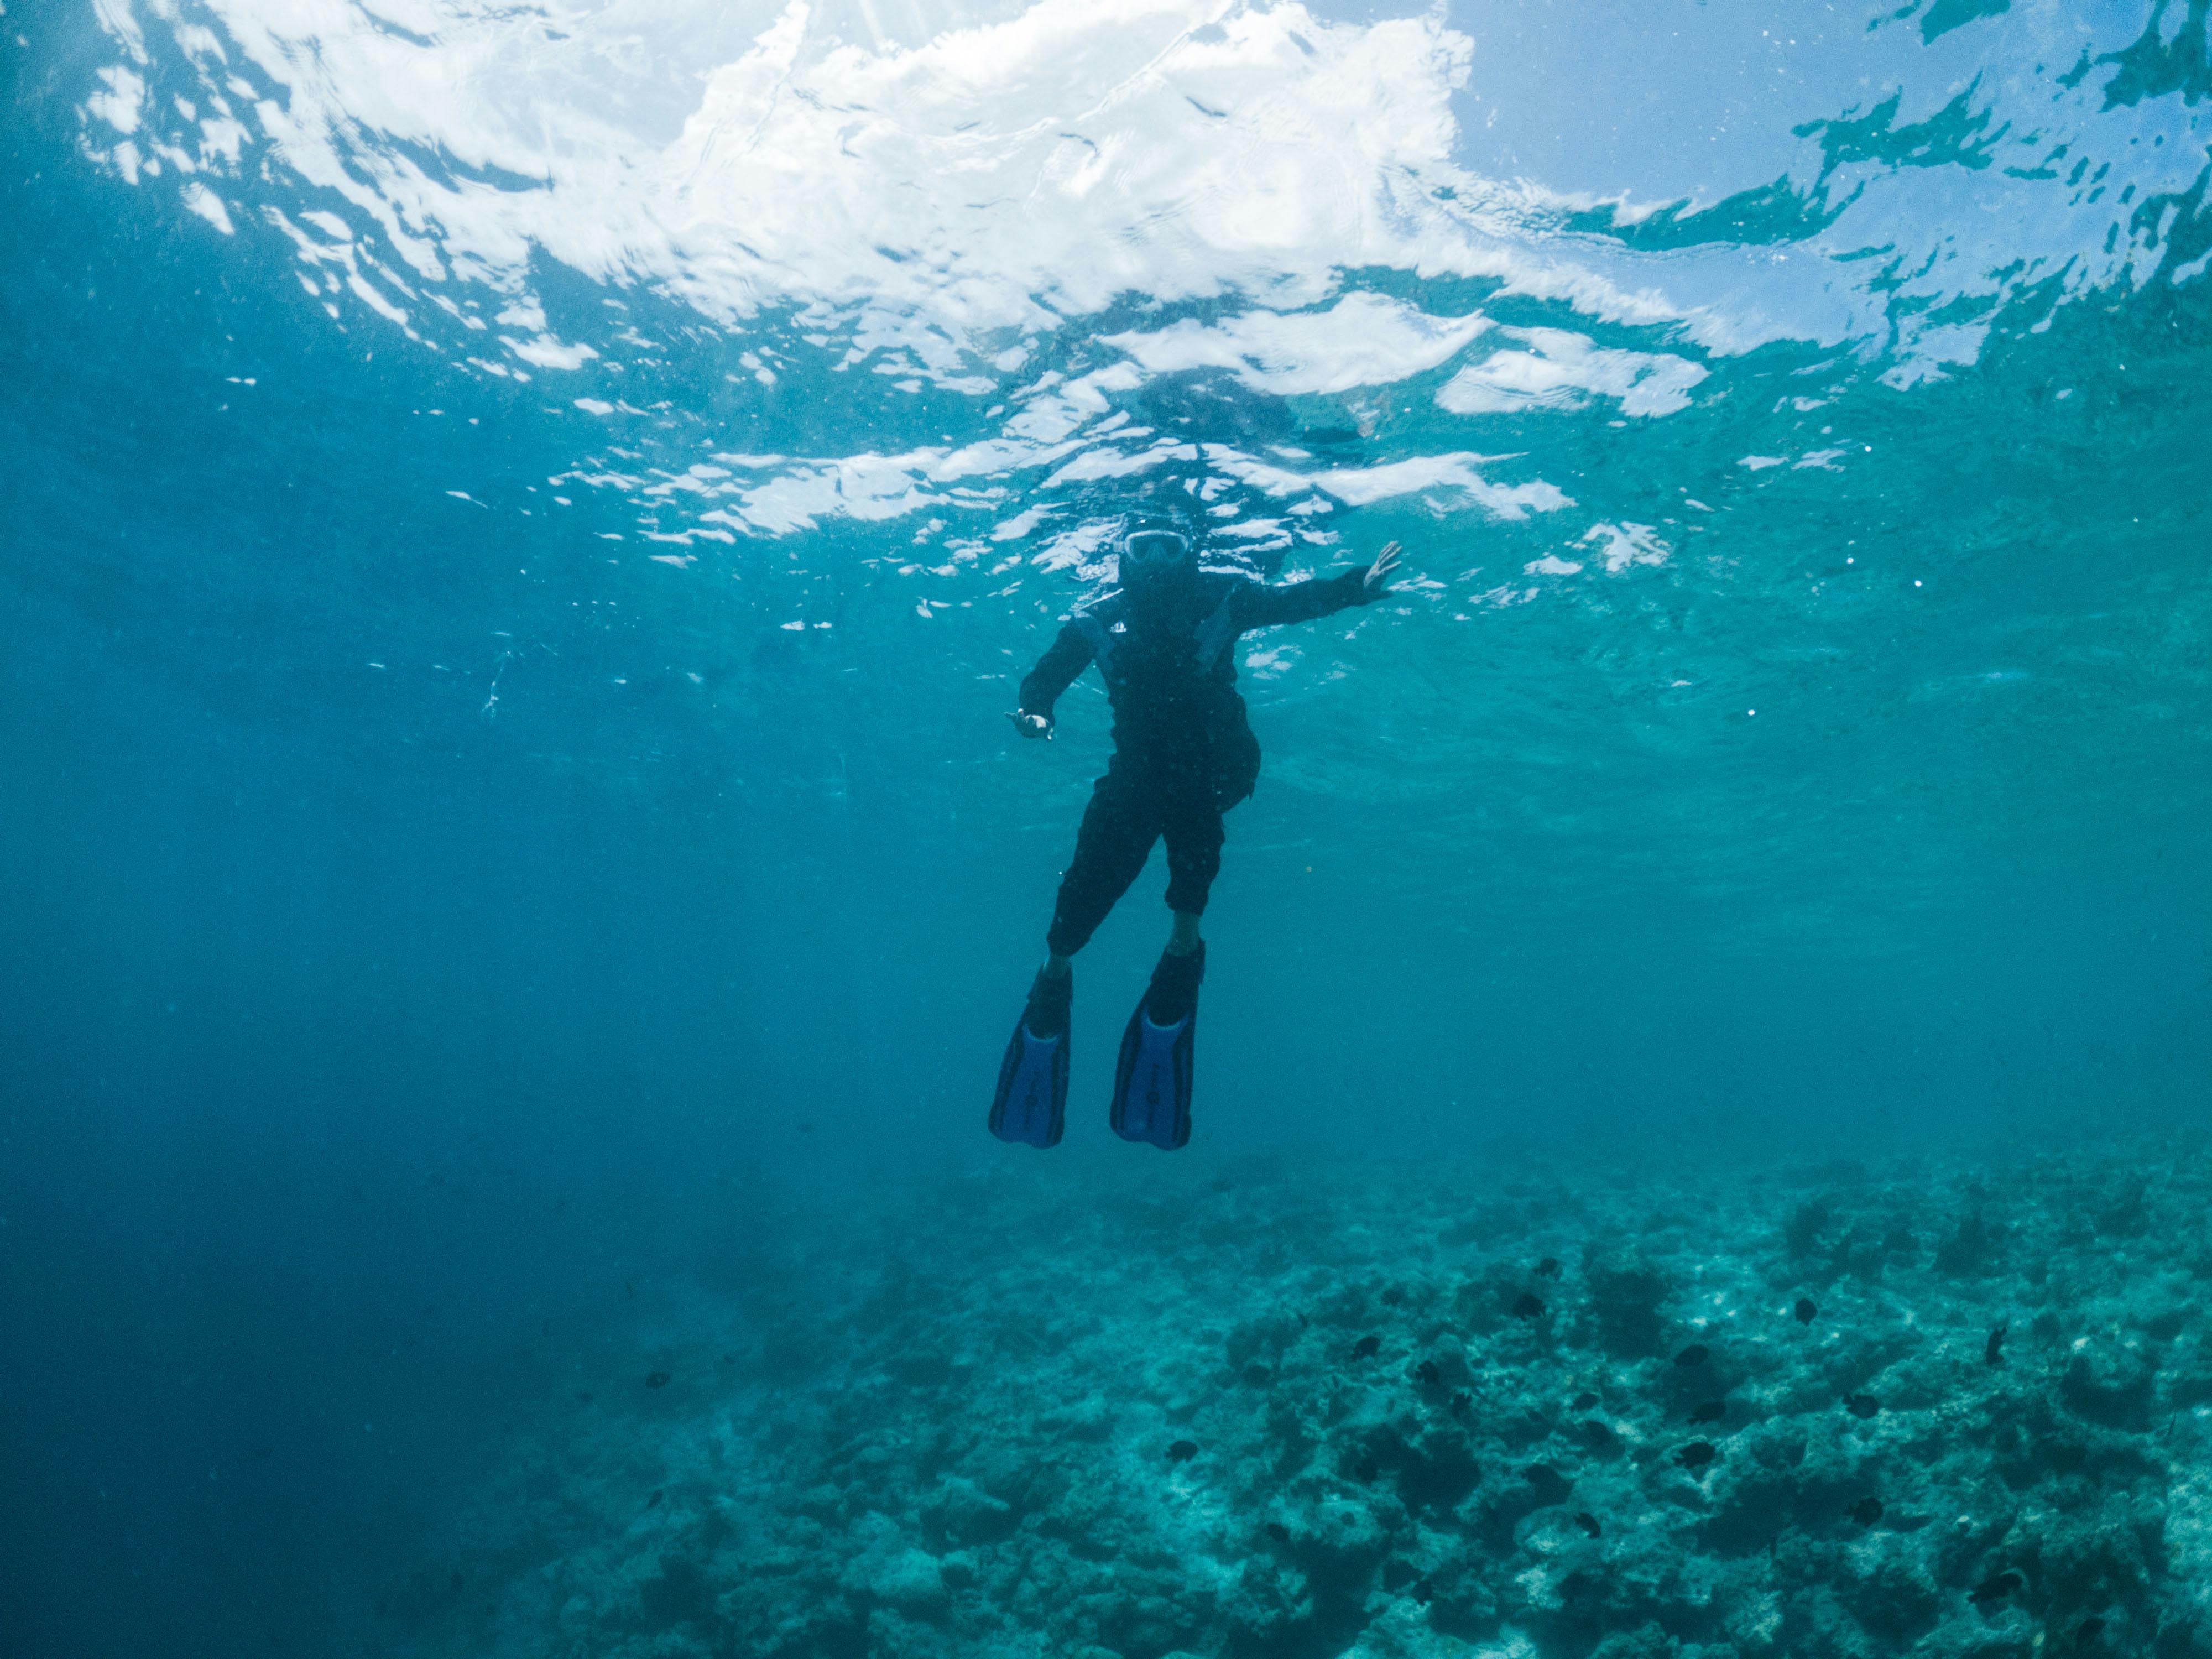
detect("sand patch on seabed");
top-left (397, 1134), bottom-right (2212, 1659)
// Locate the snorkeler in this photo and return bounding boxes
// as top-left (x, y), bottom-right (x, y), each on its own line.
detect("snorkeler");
top-left (989, 520), bottom-right (1401, 1149)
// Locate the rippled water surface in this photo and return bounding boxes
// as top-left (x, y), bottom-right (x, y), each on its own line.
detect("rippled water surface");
top-left (2, 1), bottom-right (2209, 1654)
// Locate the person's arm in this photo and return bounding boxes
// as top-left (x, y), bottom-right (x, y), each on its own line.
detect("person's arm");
top-left (1239, 541), bottom-right (1402, 628)
top-left (1006, 621), bottom-right (1094, 739)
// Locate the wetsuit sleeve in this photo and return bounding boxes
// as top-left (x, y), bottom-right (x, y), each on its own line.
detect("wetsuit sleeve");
top-left (1238, 566), bottom-right (1374, 628)
top-left (1016, 622), bottom-right (1094, 725)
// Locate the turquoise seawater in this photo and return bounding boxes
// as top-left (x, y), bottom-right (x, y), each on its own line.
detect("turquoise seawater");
top-left (1, 2), bottom-right (2208, 1655)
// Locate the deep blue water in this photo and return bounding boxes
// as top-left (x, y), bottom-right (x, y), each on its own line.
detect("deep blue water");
top-left (3, 2), bottom-right (2210, 1654)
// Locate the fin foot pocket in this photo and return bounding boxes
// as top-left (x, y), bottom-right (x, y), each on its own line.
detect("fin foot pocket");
top-left (989, 969), bottom-right (1070, 1147)
top-left (1110, 944), bottom-right (1203, 1150)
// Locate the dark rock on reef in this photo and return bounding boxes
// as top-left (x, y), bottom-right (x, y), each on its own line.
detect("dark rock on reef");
top-left (1522, 1462), bottom-right (1573, 1506)
top-left (1582, 1262), bottom-right (1671, 1358)
top-left (1572, 1390), bottom-right (1600, 1411)
top-left (1786, 1201), bottom-right (1829, 1259)
top-left (1675, 1343), bottom-right (1709, 1368)
top-left (1353, 1421), bottom-right (1481, 1515)
top-left (1512, 1293), bottom-right (1546, 1318)
top-left (1851, 1496), bottom-right (1884, 1526)
top-left (1969, 1569), bottom-right (2023, 1605)
top-left (1690, 1399), bottom-right (1727, 1424)
top-left (2060, 1338), bottom-right (2157, 1429)
top-left (1536, 1257), bottom-right (1562, 1278)
top-left (1936, 1212), bottom-right (2005, 1276)
top-left (1166, 1439), bottom-right (1198, 1463)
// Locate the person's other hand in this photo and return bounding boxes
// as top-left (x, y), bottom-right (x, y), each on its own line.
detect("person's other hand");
top-left (1006, 710), bottom-right (1053, 740)
top-left (1362, 540), bottom-right (1402, 597)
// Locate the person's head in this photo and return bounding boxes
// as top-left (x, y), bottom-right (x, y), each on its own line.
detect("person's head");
top-left (1118, 519), bottom-right (1196, 599)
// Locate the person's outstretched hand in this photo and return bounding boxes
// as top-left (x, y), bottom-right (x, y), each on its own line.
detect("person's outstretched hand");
top-left (1006, 710), bottom-right (1052, 740)
top-left (1362, 540), bottom-right (1402, 597)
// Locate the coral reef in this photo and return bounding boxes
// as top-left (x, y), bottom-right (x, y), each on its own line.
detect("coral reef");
top-left (410, 1137), bottom-right (2212, 1658)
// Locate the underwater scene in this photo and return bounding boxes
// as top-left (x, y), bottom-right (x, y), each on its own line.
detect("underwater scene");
top-left (2, 0), bottom-right (2210, 1655)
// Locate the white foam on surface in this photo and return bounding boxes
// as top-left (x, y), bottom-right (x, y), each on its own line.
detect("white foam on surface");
top-left (72, 0), bottom-right (2212, 550)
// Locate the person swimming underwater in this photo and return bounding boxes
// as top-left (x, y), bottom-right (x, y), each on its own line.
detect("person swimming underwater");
top-left (989, 519), bottom-right (1401, 1149)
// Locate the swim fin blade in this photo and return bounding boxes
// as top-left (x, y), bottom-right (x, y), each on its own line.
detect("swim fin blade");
top-left (1110, 945), bottom-right (1203, 1151)
top-left (989, 969), bottom-right (1070, 1148)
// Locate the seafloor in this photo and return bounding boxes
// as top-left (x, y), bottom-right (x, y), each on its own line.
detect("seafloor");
top-left (405, 1136), bottom-right (2212, 1659)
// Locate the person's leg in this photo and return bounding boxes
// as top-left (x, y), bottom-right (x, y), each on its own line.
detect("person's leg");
top-left (1158, 788), bottom-right (1225, 953)
top-left (1141, 787), bottom-right (1224, 1025)
top-left (1043, 762), bottom-right (1161, 977)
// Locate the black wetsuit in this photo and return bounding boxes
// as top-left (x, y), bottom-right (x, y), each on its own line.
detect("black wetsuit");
top-left (1018, 564), bottom-right (1377, 956)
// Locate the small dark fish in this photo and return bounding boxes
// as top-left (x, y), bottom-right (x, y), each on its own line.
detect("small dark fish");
top-left (575, 1391), bottom-right (593, 1405)
top-left (1986, 1322), bottom-right (2008, 1368)
top-left (644, 1370), bottom-right (671, 1390)
top-left (1352, 1334), bottom-right (1381, 1360)
top-left (1969, 1570), bottom-right (2023, 1605)
top-left (1536, 1257), bottom-right (1562, 1279)
top-left (1690, 1399), bottom-right (1727, 1425)
top-left (646, 1489), bottom-right (662, 1509)
top-left (1415, 1360), bottom-right (1441, 1387)
top-left (1674, 1441), bottom-right (1718, 1471)
top-left (1675, 1344), bottom-right (1709, 1368)
top-left (1794, 1297), bottom-right (1818, 1325)
top-left (1244, 1363), bottom-right (1274, 1386)
top-left (1844, 1392), bottom-right (1879, 1420)
top-left (1264, 1521), bottom-right (1290, 1542)
top-left (1167, 1439), bottom-right (1199, 1463)
top-left (1572, 1391), bottom-right (1599, 1411)
top-left (1513, 1293), bottom-right (1546, 1318)
top-left (625, 1281), bottom-right (635, 1300)
top-left (1449, 1391), bottom-right (1473, 1419)
top-left (1851, 1496), bottom-right (1884, 1526)
top-left (1411, 1578), bottom-right (1434, 1604)
top-left (449, 1571), bottom-right (463, 1592)
top-left (1574, 1511), bottom-right (1602, 1538)
top-left (2077, 1616), bottom-right (2106, 1642)
top-left (1380, 1286), bottom-right (1406, 1306)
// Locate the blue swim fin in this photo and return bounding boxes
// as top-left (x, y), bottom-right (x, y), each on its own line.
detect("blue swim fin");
top-left (1110, 944), bottom-right (1204, 1150)
top-left (990, 968), bottom-right (1070, 1147)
